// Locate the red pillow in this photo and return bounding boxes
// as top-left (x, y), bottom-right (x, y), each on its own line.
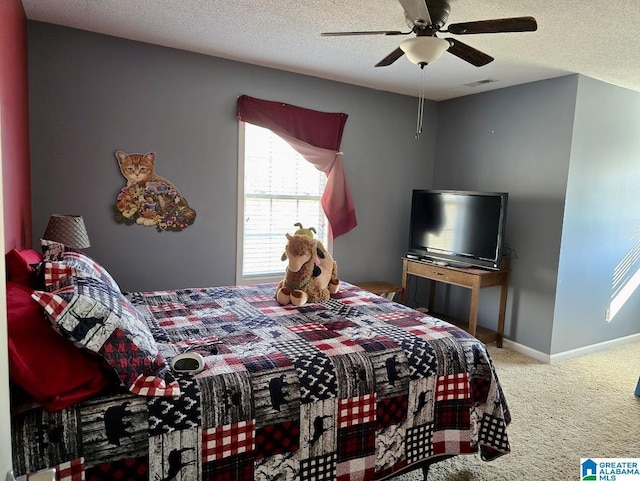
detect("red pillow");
top-left (6, 281), bottom-right (112, 411)
top-left (5, 248), bottom-right (42, 288)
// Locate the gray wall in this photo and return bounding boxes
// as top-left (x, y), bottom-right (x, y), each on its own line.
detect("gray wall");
top-left (551, 76), bottom-right (640, 354)
top-left (433, 74), bottom-right (640, 355)
top-left (27, 21), bottom-right (436, 292)
top-left (432, 76), bottom-right (578, 353)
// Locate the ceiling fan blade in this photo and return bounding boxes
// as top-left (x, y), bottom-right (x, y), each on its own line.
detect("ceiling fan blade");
top-left (398, 0), bottom-right (431, 26)
top-left (447, 16), bottom-right (537, 35)
top-left (375, 47), bottom-right (405, 67)
top-left (321, 30), bottom-right (406, 36)
top-left (445, 38), bottom-right (494, 67)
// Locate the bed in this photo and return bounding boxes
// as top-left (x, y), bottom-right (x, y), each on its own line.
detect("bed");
top-left (7, 243), bottom-right (511, 481)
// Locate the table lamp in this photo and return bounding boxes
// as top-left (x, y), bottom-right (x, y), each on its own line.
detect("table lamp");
top-left (42, 214), bottom-right (91, 249)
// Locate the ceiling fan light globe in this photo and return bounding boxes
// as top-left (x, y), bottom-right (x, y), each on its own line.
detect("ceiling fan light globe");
top-left (400, 37), bottom-right (450, 65)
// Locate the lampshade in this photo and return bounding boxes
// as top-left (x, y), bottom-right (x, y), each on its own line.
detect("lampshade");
top-left (43, 214), bottom-right (91, 249)
top-left (400, 37), bottom-right (450, 66)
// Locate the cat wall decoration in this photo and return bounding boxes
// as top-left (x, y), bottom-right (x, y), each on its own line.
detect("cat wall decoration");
top-left (114, 151), bottom-right (196, 232)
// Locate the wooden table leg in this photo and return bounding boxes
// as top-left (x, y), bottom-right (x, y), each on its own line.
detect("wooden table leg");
top-left (496, 273), bottom-right (509, 348)
top-left (468, 283), bottom-right (480, 338)
top-left (401, 259), bottom-right (408, 305)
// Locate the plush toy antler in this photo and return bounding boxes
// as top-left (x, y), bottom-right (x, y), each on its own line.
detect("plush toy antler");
top-left (293, 222), bottom-right (317, 238)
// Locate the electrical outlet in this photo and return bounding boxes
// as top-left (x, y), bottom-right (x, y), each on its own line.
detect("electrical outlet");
top-left (605, 308), bottom-right (611, 323)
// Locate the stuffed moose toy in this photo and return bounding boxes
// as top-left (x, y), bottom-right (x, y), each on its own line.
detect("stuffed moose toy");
top-left (276, 233), bottom-right (339, 306)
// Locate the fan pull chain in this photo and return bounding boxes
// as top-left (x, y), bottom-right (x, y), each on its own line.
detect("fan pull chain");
top-left (415, 64), bottom-right (427, 139)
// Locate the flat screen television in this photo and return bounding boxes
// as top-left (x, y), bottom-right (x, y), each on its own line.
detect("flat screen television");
top-left (407, 190), bottom-right (509, 270)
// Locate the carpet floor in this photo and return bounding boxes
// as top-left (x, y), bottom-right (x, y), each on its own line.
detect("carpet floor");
top-left (394, 340), bottom-right (640, 480)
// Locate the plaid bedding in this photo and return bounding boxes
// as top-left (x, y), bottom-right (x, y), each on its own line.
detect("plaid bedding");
top-left (11, 282), bottom-right (511, 480)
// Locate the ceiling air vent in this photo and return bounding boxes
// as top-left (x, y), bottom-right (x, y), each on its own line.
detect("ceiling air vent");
top-left (464, 78), bottom-right (499, 88)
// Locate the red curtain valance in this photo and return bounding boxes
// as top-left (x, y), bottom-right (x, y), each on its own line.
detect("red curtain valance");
top-left (237, 95), bottom-right (348, 151)
top-left (236, 95), bottom-right (356, 238)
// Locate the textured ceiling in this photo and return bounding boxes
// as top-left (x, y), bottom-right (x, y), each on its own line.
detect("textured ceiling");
top-left (21, 0), bottom-right (640, 101)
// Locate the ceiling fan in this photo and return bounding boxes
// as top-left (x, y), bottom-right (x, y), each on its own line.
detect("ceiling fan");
top-left (321, 0), bottom-right (537, 68)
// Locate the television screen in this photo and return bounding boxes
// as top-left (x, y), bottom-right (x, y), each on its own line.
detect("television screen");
top-left (408, 190), bottom-right (508, 269)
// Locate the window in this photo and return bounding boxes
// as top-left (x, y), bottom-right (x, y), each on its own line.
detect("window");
top-left (237, 121), bottom-right (330, 284)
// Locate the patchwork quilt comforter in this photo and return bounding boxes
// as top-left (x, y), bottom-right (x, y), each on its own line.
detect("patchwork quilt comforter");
top-left (11, 282), bottom-right (511, 481)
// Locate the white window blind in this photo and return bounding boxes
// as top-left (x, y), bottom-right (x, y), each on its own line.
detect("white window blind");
top-left (237, 122), bottom-right (329, 283)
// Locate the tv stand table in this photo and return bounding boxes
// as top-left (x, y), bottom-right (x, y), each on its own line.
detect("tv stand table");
top-left (401, 257), bottom-right (510, 347)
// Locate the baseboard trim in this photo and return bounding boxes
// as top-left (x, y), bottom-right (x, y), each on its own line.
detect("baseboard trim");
top-left (501, 339), bottom-right (550, 363)
top-left (501, 333), bottom-right (640, 364)
top-left (549, 332), bottom-right (640, 363)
